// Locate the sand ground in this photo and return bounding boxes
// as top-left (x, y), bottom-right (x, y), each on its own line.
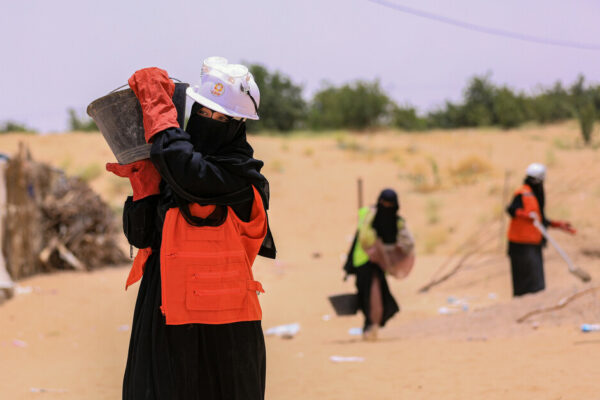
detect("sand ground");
top-left (0, 123), bottom-right (599, 399)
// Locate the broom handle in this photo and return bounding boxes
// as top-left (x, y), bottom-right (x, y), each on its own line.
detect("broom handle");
top-left (533, 219), bottom-right (577, 273)
top-left (357, 178), bottom-right (363, 209)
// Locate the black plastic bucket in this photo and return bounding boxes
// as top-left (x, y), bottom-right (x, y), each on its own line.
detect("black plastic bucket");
top-left (87, 82), bottom-right (189, 165)
top-left (328, 293), bottom-right (359, 316)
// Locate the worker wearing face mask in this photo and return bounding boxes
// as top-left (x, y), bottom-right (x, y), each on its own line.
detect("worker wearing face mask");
top-left (107, 57), bottom-right (276, 400)
top-left (506, 163), bottom-right (574, 296)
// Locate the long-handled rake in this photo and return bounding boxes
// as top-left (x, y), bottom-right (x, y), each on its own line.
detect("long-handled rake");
top-left (533, 219), bottom-right (591, 283)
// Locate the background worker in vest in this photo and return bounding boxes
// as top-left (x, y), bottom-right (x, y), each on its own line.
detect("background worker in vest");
top-left (106, 57), bottom-right (276, 400)
top-left (506, 163), bottom-right (574, 296)
top-left (344, 189), bottom-right (414, 341)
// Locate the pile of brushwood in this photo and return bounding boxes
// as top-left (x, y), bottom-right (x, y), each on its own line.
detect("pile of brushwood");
top-left (3, 143), bottom-right (128, 281)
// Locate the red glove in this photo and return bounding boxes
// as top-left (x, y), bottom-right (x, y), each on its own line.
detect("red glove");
top-left (128, 67), bottom-right (178, 143)
top-left (550, 220), bottom-right (576, 234)
top-left (106, 160), bottom-right (161, 201)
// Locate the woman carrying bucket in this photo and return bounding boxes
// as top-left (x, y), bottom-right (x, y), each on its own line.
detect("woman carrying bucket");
top-left (105, 57), bottom-right (276, 400)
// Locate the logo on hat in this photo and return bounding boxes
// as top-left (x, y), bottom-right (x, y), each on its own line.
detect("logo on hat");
top-left (211, 83), bottom-right (224, 96)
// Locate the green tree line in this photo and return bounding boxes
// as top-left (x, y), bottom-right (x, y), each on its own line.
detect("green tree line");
top-left (3, 67), bottom-right (597, 144)
top-left (247, 65), bottom-right (599, 144)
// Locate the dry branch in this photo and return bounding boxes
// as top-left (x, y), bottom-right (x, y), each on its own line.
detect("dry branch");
top-left (3, 143), bottom-right (128, 280)
top-left (516, 286), bottom-right (600, 323)
top-left (418, 223), bottom-right (499, 293)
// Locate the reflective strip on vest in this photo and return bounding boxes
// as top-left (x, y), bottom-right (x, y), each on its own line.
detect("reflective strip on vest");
top-left (352, 207), bottom-right (371, 268)
top-left (160, 186), bottom-right (267, 325)
top-left (507, 184), bottom-right (543, 244)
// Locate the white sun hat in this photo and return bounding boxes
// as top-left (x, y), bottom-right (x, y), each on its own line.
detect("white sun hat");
top-left (186, 56), bottom-right (260, 120)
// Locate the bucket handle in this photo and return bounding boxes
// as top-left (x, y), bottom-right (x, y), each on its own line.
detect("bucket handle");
top-left (109, 77), bottom-right (183, 94)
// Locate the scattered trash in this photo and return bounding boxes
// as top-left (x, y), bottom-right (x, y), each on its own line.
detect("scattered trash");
top-left (447, 296), bottom-right (470, 306)
top-left (466, 337), bottom-right (487, 342)
top-left (581, 323), bottom-right (600, 333)
top-left (12, 339), bottom-right (27, 348)
top-left (14, 285), bottom-right (33, 295)
top-left (118, 324), bottom-right (130, 332)
top-left (265, 323), bottom-right (300, 339)
top-left (322, 314), bottom-right (331, 321)
top-left (439, 297), bottom-right (470, 314)
top-left (30, 388), bottom-right (67, 393)
top-left (330, 355), bottom-right (365, 363)
top-left (488, 292), bottom-right (498, 300)
top-left (438, 307), bottom-right (459, 315)
top-left (348, 327), bottom-right (363, 336)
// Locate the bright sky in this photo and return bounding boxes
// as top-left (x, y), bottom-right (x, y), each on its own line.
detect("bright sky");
top-left (2, 0), bottom-right (600, 132)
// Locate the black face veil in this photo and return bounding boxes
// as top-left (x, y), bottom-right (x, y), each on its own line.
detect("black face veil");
top-left (371, 189), bottom-right (399, 244)
top-left (182, 102), bottom-right (276, 258)
top-left (186, 102), bottom-right (247, 155)
top-left (525, 176), bottom-right (546, 222)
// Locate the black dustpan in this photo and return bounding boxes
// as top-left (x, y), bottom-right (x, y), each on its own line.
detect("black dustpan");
top-left (328, 293), bottom-right (359, 316)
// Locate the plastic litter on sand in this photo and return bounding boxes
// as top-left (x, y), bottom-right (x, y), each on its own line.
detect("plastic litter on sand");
top-left (348, 327), bottom-right (363, 336)
top-left (330, 355), bottom-right (365, 363)
top-left (30, 388), bottom-right (67, 393)
top-left (12, 339), bottom-right (27, 348)
top-left (265, 323), bottom-right (300, 338)
top-left (14, 286), bottom-right (33, 295)
top-left (581, 323), bottom-right (600, 332)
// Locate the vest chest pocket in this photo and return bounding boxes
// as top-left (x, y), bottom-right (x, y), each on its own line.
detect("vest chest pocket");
top-left (185, 264), bottom-right (248, 311)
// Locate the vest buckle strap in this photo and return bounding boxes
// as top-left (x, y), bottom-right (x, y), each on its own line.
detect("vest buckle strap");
top-left (247, 280), bottom-right (265, 295)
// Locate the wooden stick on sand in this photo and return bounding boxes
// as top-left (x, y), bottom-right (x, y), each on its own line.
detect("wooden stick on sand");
top-left (516, 286), bottom-right (600, 323)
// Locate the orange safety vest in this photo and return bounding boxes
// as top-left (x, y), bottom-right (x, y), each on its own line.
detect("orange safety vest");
top-left (507, 184), bottom-right (542, 244)
top-left (126, 186), bottom-right (267, 325)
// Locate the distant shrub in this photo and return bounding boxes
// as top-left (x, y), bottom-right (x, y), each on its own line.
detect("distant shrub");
top-left (405, 159), bottom-right (442, 193)
top-left (77, 163), bottom-right (102, 182)
top-left (527, 82), bottom-right (572, 123)
top-left (392, 105), bottom-right (428, 131)
top-left (68, 108), bottom-right (98, 132)
top-left (245, 64), bottom-right (307, 132)
top-left (462, 74), bottom-right (496, 127)
top-left (577, 101), bottom-right (595, 145)
top-left (450, 155), bottom-right (492, 185)
top-left (493, 88), bottom-right (527, 129)
top-left (426, 198), bottom-right (440, 225)
top-left (0, 120), bottom-right (36, 133)
top-left (308, 80), bottom-right (391, 130)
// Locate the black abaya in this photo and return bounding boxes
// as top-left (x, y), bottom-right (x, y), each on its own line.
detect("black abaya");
top-left (121, 194), bottom-right (266, 400)
top-left (508, 242), bottom-right (545, 296)
top-left (354, 261), bottom-right (400, 331)
top-left (121, 113), bottom-right (272, 399)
